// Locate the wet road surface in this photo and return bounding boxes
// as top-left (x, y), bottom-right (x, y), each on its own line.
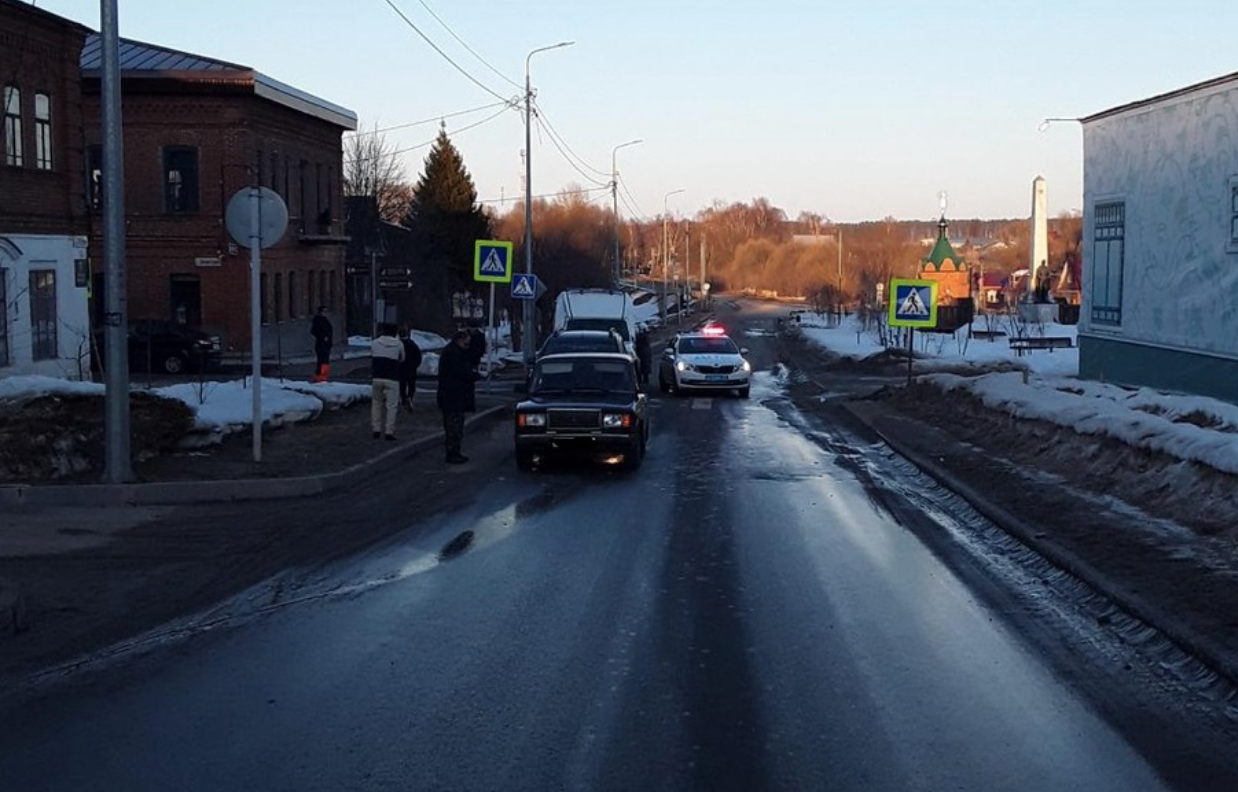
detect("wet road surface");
top-left (1, 303), bottom-right (1232, 791)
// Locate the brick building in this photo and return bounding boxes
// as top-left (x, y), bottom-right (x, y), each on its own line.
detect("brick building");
top-left (79, 35), bottom-right (357, 357)
top-left (0, 0), bottom-right (92, 378)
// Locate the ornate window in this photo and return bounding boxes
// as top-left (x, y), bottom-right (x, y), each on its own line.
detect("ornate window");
top-left (34, 92), bottom-right (52, 170)
top-left (1228, 177), bottom-right (1238, 254)
top-left (0, 268), bottom-right (9, 367)
top-left (1090, 202), bottom-right (1125, 326)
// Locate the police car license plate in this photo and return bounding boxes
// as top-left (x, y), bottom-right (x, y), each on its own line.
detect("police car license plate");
top-left (705, 374), bottom-right (727, 382)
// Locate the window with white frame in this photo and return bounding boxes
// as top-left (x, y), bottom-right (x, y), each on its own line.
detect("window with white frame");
top-left (1091, 201), bottom-right (1125, 326)
top-left (0, 269), bottom-right (9, 367)
top-left (34, 92), bottom-right (52, 170)
top-left (29, 269), bottom-right (57, 360)
top-left (3, 85), bottom-right (22, 167)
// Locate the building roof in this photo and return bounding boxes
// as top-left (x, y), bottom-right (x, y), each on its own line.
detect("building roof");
top-left (2, 0), bottom-right (92, 35)
top-left (1082, 70), bottom-right (1238, 125)
top-left (80, 34), bottom-right (357, 130)
top-left (922, 217), bottom-right (964, 270)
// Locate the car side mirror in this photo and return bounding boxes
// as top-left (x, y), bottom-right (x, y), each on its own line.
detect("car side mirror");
top-left (740, 347), bottom-right (749, 355)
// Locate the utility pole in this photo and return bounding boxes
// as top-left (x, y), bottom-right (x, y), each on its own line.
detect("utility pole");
top-left (611, 139), bottom-right (641, 286)
top-left (522, 42), bottom-right (573, 363)
top-left (662, 189), bottom-right (683, 323)
top-left (101, 0), bottom-right (132, 483)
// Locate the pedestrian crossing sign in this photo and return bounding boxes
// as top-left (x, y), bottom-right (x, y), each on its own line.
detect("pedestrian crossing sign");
top-left (474, 239), bottom-right (514, 283)
top-left (888, 278), bottom-right (938, 328)
top-left (511, 273), bottom-right (538, 300)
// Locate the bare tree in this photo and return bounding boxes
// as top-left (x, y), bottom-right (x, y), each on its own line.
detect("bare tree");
top-left (343, 122), bottom-right (410, 223)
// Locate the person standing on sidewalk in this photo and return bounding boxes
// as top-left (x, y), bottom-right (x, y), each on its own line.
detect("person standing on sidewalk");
top-left (398, 324), bottom-right (423, 413)
top-left (465, 318), bottom-right (487, 374)
top-left (310, 306), bottom-right (334, 382)
top-left (370, 323), bottom-right (405, 441)
top-left (437, 329), bottom-right (479, 464)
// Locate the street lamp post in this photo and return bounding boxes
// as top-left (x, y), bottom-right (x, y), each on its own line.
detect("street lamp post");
top-left (522, 40), bottom-right (574, 363)
top-left (611, 138), bottom-right (642, 285)
top-left (662, 189), bottom-right (684, 323)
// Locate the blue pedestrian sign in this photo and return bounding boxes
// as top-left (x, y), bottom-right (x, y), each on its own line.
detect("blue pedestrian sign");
top-left (888, 278), bottom-right (938, 328)
top-left (511, 273), bottom-right (539, 300)
top-left (474, 239), bottom-right (514, 283)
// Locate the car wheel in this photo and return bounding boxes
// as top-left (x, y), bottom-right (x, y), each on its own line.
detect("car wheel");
top-left (738, 386), bottom-right (750, 399)
top-left (161, 354), bottom-right (188, 375)
top-left (516, 448), bottom-right (536, 471)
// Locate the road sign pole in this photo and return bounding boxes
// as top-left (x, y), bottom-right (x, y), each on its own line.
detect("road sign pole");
top-left (906, 327), bottom-right (914, 385)
top-left (488, 282), bottom-right (496, 380)
top-left (250, 186), bottom-right (263, 463)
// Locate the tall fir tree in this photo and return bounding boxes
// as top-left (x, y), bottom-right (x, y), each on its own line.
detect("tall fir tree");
top-left (404, 126), bottom-right (493, 308)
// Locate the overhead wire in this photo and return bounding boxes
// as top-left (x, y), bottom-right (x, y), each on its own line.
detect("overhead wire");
top-left (379, 0), bottom-right (511, 104)
top-left (619, 175), bottom-right (649, 219)
top-left (532, 111), bottom-right (609, 188)
top-left (344, 101), bottom-right (516, 137)
top-left (411, 0), bottom-right (522, 90)
top-left (531, 99), bottom-right (611, 181)
top-left (376, 104), bottom-right (512, 160)
top-left (478, 185), bottom-right (611, 206)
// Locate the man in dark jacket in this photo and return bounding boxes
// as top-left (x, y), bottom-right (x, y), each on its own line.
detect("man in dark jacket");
top-left (398, 324), bottom-right (423, 413)
top-left (465, 319), bottom-right (487, 374)
top-left (310, 306), bottom-right (334, 382)
top-left (437, 329), bottom-right (479, 464)
top-left (634, 328), bottom-right (652, 386)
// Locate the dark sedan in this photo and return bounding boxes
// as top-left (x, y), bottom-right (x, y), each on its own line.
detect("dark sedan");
top-left (514, 352), bottom-right (649, 471)
top-left (94, 320), bottom-right (222, 375)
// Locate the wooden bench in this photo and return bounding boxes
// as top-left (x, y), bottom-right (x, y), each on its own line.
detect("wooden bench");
top-left (1009, 336), bottom-right (1073, 355)
top-left (971, 329), bottom-right (1007, 341)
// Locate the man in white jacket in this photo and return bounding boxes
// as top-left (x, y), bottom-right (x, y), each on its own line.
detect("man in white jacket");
top-left (370, 323), bottom-right (405, 440)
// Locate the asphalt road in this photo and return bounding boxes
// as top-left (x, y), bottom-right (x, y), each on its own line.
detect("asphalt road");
top-left (1, 302), bottom-right (1231, 791)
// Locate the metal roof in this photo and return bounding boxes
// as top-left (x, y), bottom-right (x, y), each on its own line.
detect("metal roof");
top-left (1082, 70), bottom-right (1238, 125)
top-left (80, 34), bottom-right (357, 130)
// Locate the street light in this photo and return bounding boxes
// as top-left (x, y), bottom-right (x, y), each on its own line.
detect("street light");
top-left (522, 40), bottom-right (574, 363)
top-left (611, 138), bottom-right (642, 285)
top-left (1037, 116), bottom-right (1079, 132)
top-left (662, 188), bottom-right (684, 322)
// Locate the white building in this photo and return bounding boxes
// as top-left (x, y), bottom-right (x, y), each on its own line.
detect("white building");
top-left (0, 234), bottom-right (93, 379)
top-left (1080, 71), bottom-right (1238, 402)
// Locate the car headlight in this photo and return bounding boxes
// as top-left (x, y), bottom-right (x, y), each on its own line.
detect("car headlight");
top-left (601, 413), bottom-right (632, 429)
top-left (675, 360), bottom-right (692, 372)
top-left (741, 360), bottom-right (751, 372)
top-left (517, 413), bottom-right (547, 427)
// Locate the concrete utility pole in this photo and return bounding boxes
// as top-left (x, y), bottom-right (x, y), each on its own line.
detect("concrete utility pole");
top-left (611, 139), bottom-right (641, 285)
top-left (522, 41), bottom-right (573, 363)
top-left (101, 0), bottom-right (132, 483)
top-left (662, 189), bottom-right (683, 323)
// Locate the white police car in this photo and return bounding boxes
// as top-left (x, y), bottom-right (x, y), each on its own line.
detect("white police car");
top-left (657, 324), bottom-right (751, 398)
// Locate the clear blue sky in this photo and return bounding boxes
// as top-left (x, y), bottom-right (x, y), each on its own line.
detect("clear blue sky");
top-left (36, 0), bottom-right (1238, 223)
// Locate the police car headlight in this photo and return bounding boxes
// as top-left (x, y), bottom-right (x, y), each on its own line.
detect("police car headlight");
top-left (602, 413), bottom-right (632, 429)
top-left (676, 360), bottom-right (691, 372)
top-left (518, 413), bottom-right (546, 428)
top-left (741, 359), bottom-right (752, 372)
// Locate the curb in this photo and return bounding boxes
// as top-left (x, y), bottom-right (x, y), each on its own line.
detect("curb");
top-left (0, 404), bottom-right (510, 508)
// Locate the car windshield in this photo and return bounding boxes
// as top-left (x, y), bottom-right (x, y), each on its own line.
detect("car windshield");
top-left (564, 318), bottom-right (631, 342)
top-left (532, 359), bottom-right (634, 394)
top-left (678, 336), bottom-right (739, 355)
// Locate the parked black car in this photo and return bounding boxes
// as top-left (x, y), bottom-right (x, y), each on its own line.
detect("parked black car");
top-left (94, 320), bottom-right (222, 375)
top-left (514, 352), bottom-right (649, 471)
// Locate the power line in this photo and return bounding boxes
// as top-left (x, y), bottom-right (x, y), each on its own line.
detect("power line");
top-left (379, 0), bottom-right (510, 103)
top-left (619, 174), bottom-right (649, 219)
top-left (344, 101), bottom-right (515, 137)
top-left (532, 99), bottom-right (611, 180)
top-left (479, 185), bottom-right (610, 205)
top-left (531, 108), bottom-right (609, 187)
top-left (380, 105), bottom-right (512, 160)
top-left (411, 0), bottom-right (521, 90)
